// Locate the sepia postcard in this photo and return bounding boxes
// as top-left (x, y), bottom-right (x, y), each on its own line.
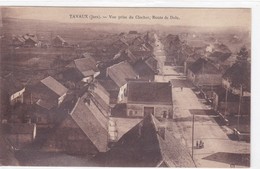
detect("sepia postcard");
top-left (0, 6), bottom-right (251, 168)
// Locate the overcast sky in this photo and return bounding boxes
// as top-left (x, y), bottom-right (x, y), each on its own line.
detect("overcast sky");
top-left (1, 7), bottom-right (251, 28)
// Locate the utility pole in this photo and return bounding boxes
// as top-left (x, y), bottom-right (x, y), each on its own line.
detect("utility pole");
top-left (192, 114), bottom-right (195, 159)
top-left (237, 85), bottom-right (243, 131)
top-left (224, 87), bottom-right (228, 118)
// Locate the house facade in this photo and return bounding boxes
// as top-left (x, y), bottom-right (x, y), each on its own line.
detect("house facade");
top-left (126, 81), bottom-right (173, 118)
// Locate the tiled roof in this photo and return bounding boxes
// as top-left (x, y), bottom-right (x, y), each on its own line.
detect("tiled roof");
top-left (53, 35), bottom-right (66, 43)
top-left (151, 116), bottom-right (196, 167)
top-left (127, 81), bottom-right (172, 105)
top-left (96, 114), bottom-right (195, 167)
top-left (145, 57), bottom-right (158, 73)
top-left (106, 61), bottom-right (138, 87)
top-left (41, 76), bottom-right (68, 97)
top-left (73, 57), bottom-right (99, 76)
top-left (70, 95), bottom-right (108, 152)
top-left (189, 58), bottom-right (220, 74)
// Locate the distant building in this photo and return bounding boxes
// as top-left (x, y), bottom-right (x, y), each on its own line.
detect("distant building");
top-left (52, 35), bottom-right (68, 47)
top-left (126, 81), bottom-right (173, 118)
top-left (12, 34), bottom-right (39, 47)
top-left (111, 38), bottom-right (129, 51)
top-left (44, 93), bottom-right (109, 155)
top-left (121, 48), bottom-right (153, 65)
top-left (24, 35), bottom-right (38, 47)
top-left (96, 114), bottom-right (195, 167)
top-left (3, 123), bottom-right (36, 149)
top-left (187, 58), bottom-right (222, 88)
top-left (129, 30), bottom-right (138, 34)
top-left (133, 56), bottom-right (158, 81)
top-left (184, 54), bottom-right (202, 75)
top-left (12, 36), bottom-right (25, 46)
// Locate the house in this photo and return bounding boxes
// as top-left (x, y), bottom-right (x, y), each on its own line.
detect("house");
top-left (95, 114), bottom-right (195, 167)
top-left (184, 54), bottom-right (202, 74)
top-left (212, 87), bottom-right (250, 116)
top-left (133, 56), bottom-right (158, 81)
top-left (66, 56), bottom-right (100, 83)
top-left (12, 36), bottom-right (25, 46)
top-left (222, 62), bottom-right (250, 96)
top-left (111, 38), bottom-right (129, 51)
top-left (3, 123), bottom-right (36, 149)
top-left (187, 58), bottom-right (222, 88)
top-left (30, 76), bottom-right (68, 108)
top-left (12, 34), bottom-right (39, 47)
top-left (52, 35), bottom-right (68, 47)
top-left (24, 34), bottom-right (38, 47)
top-left (0, 73), bottom-right (25, 106)
top-left (44, 93), bottom-right (109, 155)
top-left (126, 81), bottom-right (173, 118)
top-left (105, 61), bottom-right (138, 103)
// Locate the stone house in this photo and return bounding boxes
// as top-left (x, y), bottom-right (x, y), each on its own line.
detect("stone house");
top-left (126, 81), bottom-right (173, 118)
top-left (95, 114), bottom-right (195, 167)
top-left (44, 93), bottom-right (109, 155)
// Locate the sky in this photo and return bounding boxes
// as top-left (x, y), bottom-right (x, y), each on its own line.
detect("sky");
top-left (1, 7), bottom-right (251, 28)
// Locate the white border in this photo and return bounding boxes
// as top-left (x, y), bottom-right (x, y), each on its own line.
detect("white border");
top-left (1, 1), bottom-right (260, 169)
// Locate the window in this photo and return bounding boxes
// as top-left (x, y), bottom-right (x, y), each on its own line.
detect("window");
top-left (129, 110), bottom-right (133, 116)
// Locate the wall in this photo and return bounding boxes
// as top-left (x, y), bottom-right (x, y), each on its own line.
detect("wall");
top-left (46, 116), bottom-right (99, 155)
top-left (195, 74), bottom-right (222, 87)
top-left (6, 133), bottom-right (33, 149)
top-left (219, 101), bottom-right (250, 116)
top-left (118, 84), bottom-right (127, 103)
top-left (58, 93), bottom-right (67, 106)
top-left (127, 103), bottom-right (173, 118)
top-left (187, 70), bottom-right (195, 83)
top-left (10, 88), bottom-right (25, 105)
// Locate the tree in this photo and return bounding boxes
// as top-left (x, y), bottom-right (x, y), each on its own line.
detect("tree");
top-left (237, 46), bottom-right (249, 62)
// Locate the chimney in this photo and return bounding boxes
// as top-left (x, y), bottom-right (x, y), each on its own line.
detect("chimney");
top-left (158, 126), bottom-right (166, 140)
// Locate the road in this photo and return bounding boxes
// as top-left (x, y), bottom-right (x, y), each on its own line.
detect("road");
top-left (153, 34), bottom-right (250, 167)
